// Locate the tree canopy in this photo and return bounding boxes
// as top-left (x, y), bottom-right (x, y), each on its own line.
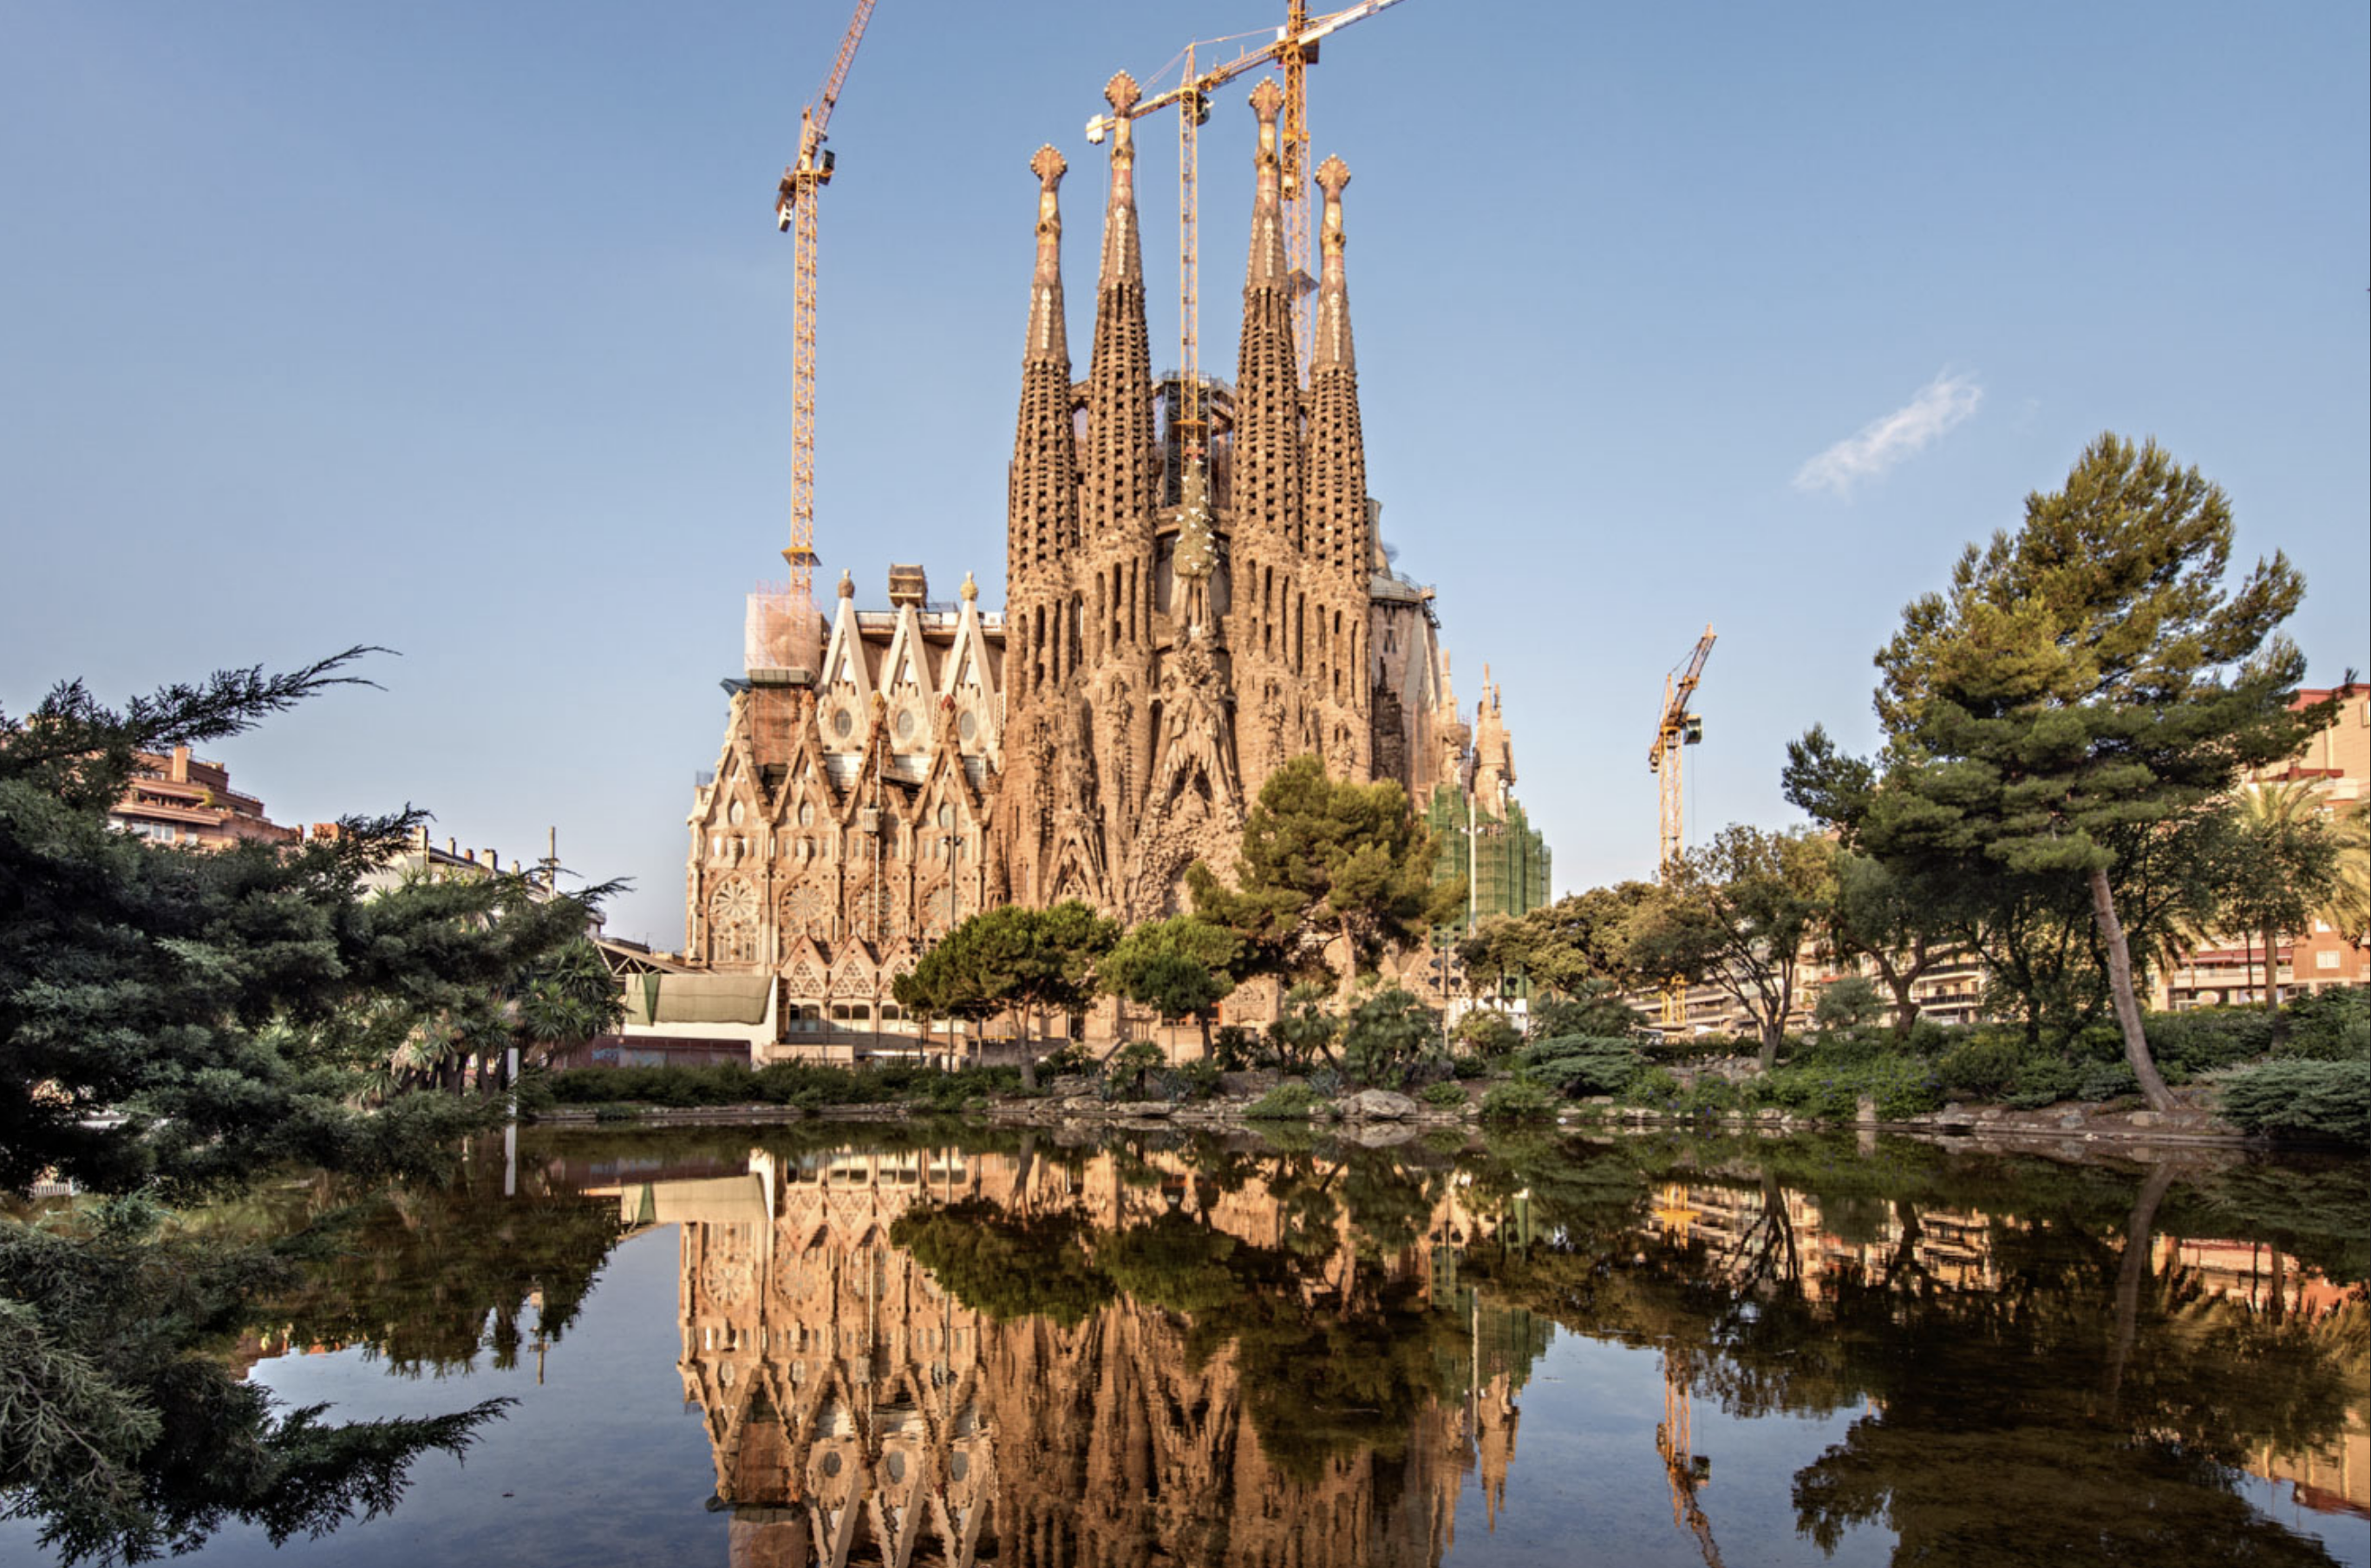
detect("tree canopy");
top-left (1098, 915), bottom-right (1240, 1050)
top-left (1625, 825), bottom-right (1836, 1068)
top-left (1791, 434), bottom-right (2335, 1106)
top-left (1188, 755), bottom-right (1456, 982)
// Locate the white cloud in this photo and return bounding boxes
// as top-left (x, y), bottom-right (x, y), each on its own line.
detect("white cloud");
top-left (1793, 371), bottom-right (1983, 497)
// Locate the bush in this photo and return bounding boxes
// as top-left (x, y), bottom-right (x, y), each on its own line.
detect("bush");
top-left (1750, 1054), bottom-right (1943, 1122)
top-left (1307, 1067), bottom-right (1346, 1100)
top-left (1244, 1081), bottom-right (1322, 1120)
top-left (1519, 1036), bottom-right (1642, 1096)
top-left (2277, 989), bottom-right (2371, 1062)
top-left (2216, 1060), bottom-right (2371, 1146)
top-left (1479, 1078), bottom-right (1558, 1122)
top-left (2145, 1007), bottom-right (2271, 1075)
top-left (2002, 1054), bottom-right (2080, 1110)
top-left (1168, 1058), bottom-right (1224, 1101)
top-left (1456, 1009), bottom-right (1523, 1061)
top-left (1210, 1025), bottom-right (1259, 1071)
top-left (2077, 1061), bottom-right (2139, 1102)
top-left (1936, 1038), bottom-right (2022, 1099)
top-left (1418, 1081), bottom-right (1470, 1109)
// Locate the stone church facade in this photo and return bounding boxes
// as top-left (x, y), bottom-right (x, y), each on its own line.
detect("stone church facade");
top-left (683, 76), bottom-right (1524, 1031)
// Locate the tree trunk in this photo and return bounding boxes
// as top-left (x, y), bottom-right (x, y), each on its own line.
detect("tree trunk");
top-left (2106, 1161), bottom-right (2178, 1407)
top-left (2264, 923), bottom-right (2287, 1048)
top-left (1757, 1016), bottom-right (1781, 1073)
top-left (2087, 865), bottom-right (2175, 1112)
top-left (1016, 1003), bottom-right (1037, 1092)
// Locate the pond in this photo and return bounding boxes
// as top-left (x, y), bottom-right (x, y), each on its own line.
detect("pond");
top-left (6, 1125), bottom-right (2365, 1566)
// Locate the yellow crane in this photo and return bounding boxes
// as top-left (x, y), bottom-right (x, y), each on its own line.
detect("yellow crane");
top-left (1649, 625), bottom-right (1717, 875)
top-left (772, 0), bottom-right (879, 604)
top-left (1086, 0), bottom-right (1410, 441)
top-left (1656, 1354), bottom-right (1725, 1568)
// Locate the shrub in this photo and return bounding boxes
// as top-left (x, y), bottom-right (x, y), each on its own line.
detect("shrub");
top-left (1455, 1009), bottom-right (1523, 1061)
top-left (2145, 1008), bottom-right (2271, 1075)
top-left (1519, 1036), bottom-right (1642, 1096)
top-left (1244, 1081), bottom-right (1322, 1120)
top-left (1672, 1075), bottom-right (1745, 1117)
top-left (1624, 1066), bottom-right (1684, 1107)
top-left (2216, 1060), bottom-right (2371, 1146)
top-left (2277, 989), bottom-right (2371, 1062)
top-left (1211, 1025), bottom-right (1259, 1071)
top-left (2077, 1061), bottom-right (2139, 1102)
top-left (1936, 1038), bottom-right (2022, 1100)
top-left (1750, 1055), bottom-right (1943, 1122)
top-left (2002, 1055), bottom-right (2081, 1110)
top-left (1530, 982), bottom-right (1646, 1040)
top-left (1169, 1058), bottom-right (1224, 1101)
top-left (1418, 1081), bottom-right (1470, 1108)
top-left (1479, 1078), bottom-right (1558, 1122)
top-left (1307, 1067), bottom-right (1346, 1101)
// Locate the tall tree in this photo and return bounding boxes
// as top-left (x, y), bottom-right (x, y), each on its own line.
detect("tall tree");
top-left (1188, 755), bottom-right (1457, 983)
top-left (1625, 826), bottom-right (1836, 1068)
top-left (1458, 881), bottom-right (1657, 1000)
top-left (1843, 435), bottom-right (2333, 1107)
top-left (897, 902), bottom-right (1117, 1088)
top-left (0, 653), bottom-right (608, 1558)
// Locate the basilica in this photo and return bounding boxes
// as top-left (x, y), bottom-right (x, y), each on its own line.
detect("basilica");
top-left (682, 75), bottom-right (1538, 1029)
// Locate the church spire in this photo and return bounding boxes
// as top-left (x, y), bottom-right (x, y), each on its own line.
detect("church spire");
top-left (1232, 78), bottom-right (1303, 552)
top-left (1008, 146), bottom-right (1079, 691)
top-left (1083, 72), bottom-right (1156, 548)
top-left (1306, 154), bottom-right (1368, 583)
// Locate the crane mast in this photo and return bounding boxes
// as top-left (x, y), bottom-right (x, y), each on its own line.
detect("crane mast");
top-left (772, 0), bottom-right (878, 604)
top-left (1088, 0), bottom-right (1408, 416)
top-left (1649, 625), bottom-right (1716, 875)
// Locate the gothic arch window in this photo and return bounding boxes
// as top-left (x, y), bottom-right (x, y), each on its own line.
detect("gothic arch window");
top-left (709, 879), bottom-right (758, 966)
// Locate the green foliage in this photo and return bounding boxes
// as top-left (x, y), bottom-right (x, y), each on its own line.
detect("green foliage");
top-left (2214, 1060), bottom-right (2371, 1146)
top-left (1935, 1037), bottom-right (2022, 1099)
top-left (1625, 825), bottom-right (1837, 1067)
top-left (1210, 1024), bottom-right (1259, 1071)
top-left (1751, 1055), bottom-right (1945, 1122)
top-left (1518, 1036), bottom-right (1643, 1097)
top-left (1479, 1078), bottom-right (1558, 1122)
top-left (1100, 916), bottom-right (1240, 1041)
top-left (1459, 884), bottom-right (1658, 996)
top-left (1244, 1081), bottom-right (1323, 1120)
top-left (0, 1199), bottom-right (512, 1563)
top-left (1418, 1081), bottom-right (1470, 1108)
top-left (1104, 1040), bottom-right (1166, 1099)
top-left (2077, 1061), bottom-right (2139, 1102)
top-left (2002, 1054), bottom-right (2082, 1109)
top-left (542, 1060), bottom-right (1021, 1114)
top-left (1528, 978), bottom-right (1648, 1040)
top-left (2272, 987), bottom-right (2371, 1062)
top-left (1813, 976), bottom-right (1884, 1033)
top-left (1267, 983), bottom-right (1340, 1072)
top-left (1186, 755), bottom-right (1453, 981)
top-left (1338, 986), bottom-right (1436, 1088)
top-left (896, 901), bottom-right (1118, 1086)
top-left (2142, 1007), bottom-right (2270, 1075)
top-left (1795, 434), bottom-right (2326, 1096)
top-left (1453, 1009), bottom-right (1521, 1061)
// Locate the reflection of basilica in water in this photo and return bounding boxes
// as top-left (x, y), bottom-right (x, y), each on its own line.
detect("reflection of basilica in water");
top-left (624, 1146), bottom-right (1538, 1568)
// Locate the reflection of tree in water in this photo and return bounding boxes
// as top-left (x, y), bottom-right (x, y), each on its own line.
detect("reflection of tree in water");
top-left (247, 1139), bottom-right (627, 1375)
top-left (1456, 1134), bottom-right (2367, 1567)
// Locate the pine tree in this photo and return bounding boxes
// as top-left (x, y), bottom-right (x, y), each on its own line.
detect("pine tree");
top-left (1846, 434), bottom-right (2334, 1108)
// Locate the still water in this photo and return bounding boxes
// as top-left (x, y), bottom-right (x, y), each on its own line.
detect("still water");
top-left (10, 1126), bottom-right (2366, 1566)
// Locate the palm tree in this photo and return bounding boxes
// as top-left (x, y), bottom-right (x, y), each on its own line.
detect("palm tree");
top-left (2218, 782), bottom-right (2351, 1039)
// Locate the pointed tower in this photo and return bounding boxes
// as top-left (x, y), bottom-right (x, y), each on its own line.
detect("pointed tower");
top-left (1007, 144), bottom-right (1078, 701)
top-left (1081, 73), bottom-right (1163, 888)
top-left (1229, 79), bottom-right (1308, 792)
top-left (1307, 154), bottom-right (1369, 589)
top-left (1082, 73), bottom-right (1157, 559)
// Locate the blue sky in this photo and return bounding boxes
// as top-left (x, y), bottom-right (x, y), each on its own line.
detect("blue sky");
top-left (4, 1), bottom-right (2365, 948)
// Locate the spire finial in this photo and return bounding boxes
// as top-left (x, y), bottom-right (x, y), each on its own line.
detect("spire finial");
top-left (1104, 71), bottom-right (1140, 165)
top-left (959, 570), bottom-right (978, 602)
top-left (1245, 80), bottom-right (1287, 286)
top-left (837, 569), bottom-right (855, 600)
top-left (1311, 154), bottom-right (1355, 370)
top-left (1025, 146), bottom-right (1069, 363)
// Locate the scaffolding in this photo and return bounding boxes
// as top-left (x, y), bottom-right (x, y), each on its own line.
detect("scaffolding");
top-left (744, 580), bottom-right (821, 678)
top-left (1426, 784), bottom-right (1551, 939)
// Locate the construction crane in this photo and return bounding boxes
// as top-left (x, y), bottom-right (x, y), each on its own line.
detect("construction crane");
top-left (771, 0), bottom-right (878, 604)
top-left (1649, 625), bottom-right (1717, 875)
top-left (1087, 0), bottom-right (1409, 441)
top-left (1656, 1355), bottom-right (1725, 1568)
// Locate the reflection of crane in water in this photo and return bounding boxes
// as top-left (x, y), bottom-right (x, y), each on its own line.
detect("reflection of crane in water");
top-left (1656, 1353), bottom-right (1723, 1567)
